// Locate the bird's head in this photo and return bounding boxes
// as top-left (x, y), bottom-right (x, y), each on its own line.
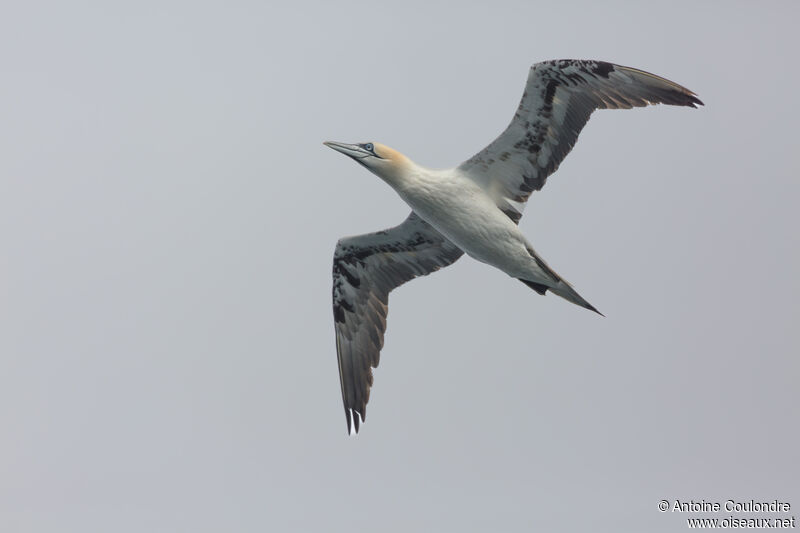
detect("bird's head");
top-left (324, 141), bottom-right (412, 185)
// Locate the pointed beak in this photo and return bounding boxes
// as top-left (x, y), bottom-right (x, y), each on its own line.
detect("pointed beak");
top-left (323, 141), bottom-right (370, 160)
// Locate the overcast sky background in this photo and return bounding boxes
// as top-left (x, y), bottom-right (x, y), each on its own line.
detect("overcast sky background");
top-left (1, 1), bottom-right (798, 532)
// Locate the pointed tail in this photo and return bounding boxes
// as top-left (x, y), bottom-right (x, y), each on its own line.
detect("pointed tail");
top-left (519, 244), bottom-right (604, 316)
top-left (548, 280), bottom-right (604, 316)
top-left (520, 277), bottom-right (603, 316)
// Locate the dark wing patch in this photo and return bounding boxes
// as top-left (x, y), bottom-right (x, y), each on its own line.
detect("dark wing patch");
top-left (459, 59), bottom-right (703, 223)
top-left (333, 212), bottom-right (463, 433)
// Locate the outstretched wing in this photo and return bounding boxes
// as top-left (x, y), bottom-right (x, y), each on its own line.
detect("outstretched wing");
top-left (459, 59), bottom-right (703, 223)
top-left (333, 212), bottom-right (463, 433)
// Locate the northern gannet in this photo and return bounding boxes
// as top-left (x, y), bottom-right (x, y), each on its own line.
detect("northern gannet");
top-left (326, 59), bottom-right (702, 433)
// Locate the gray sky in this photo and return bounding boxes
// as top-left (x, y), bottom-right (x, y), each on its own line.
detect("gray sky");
top-left (1, 1), bottom-right (798, 532)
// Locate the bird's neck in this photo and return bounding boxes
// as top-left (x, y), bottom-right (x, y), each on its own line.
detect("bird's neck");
top-left (372, 155), bottom-right (421, 192)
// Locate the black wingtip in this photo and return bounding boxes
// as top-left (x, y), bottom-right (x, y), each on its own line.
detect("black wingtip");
top-left (344, 408), bottom-right (363, 435)
top-left (688, 94), bottom-right (704, 108)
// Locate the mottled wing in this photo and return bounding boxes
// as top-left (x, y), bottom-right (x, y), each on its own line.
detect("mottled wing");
top-left (333, 212), bottom-right (463, 433)
top-left (459, 59), bottom-right (703, 223)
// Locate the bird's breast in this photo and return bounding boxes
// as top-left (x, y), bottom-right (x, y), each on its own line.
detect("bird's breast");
top-left (395, 175), bottom-right (525, 266)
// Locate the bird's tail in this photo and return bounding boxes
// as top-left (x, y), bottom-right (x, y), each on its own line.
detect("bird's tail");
top-left (551, 280), bottom-right (603, 316)
top-left (517, 244), bottom-right (603, 316)
top-left (519, 277), bottom-right (603, 316)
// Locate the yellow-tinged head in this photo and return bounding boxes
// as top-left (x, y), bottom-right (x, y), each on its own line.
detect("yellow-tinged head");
top-left (324, 141), bottom-right (413, 186)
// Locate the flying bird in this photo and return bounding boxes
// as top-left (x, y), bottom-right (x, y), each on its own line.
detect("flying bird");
top-left (326, 59), bottom-right (702, 433)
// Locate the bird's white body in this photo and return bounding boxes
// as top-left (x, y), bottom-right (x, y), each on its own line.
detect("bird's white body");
top-left (391, 165), bottom-right (552, 284)
top-left (325, 59), bottom-right (703, 433)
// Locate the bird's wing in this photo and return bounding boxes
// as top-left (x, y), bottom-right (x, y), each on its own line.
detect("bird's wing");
top-left (333, 212), bottom-right (463, 433)
top-left (459, 59), bottom-right (703, 223)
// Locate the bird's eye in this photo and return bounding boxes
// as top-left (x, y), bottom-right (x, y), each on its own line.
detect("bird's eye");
top-left (364, 143), bottom-right (374, 152)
